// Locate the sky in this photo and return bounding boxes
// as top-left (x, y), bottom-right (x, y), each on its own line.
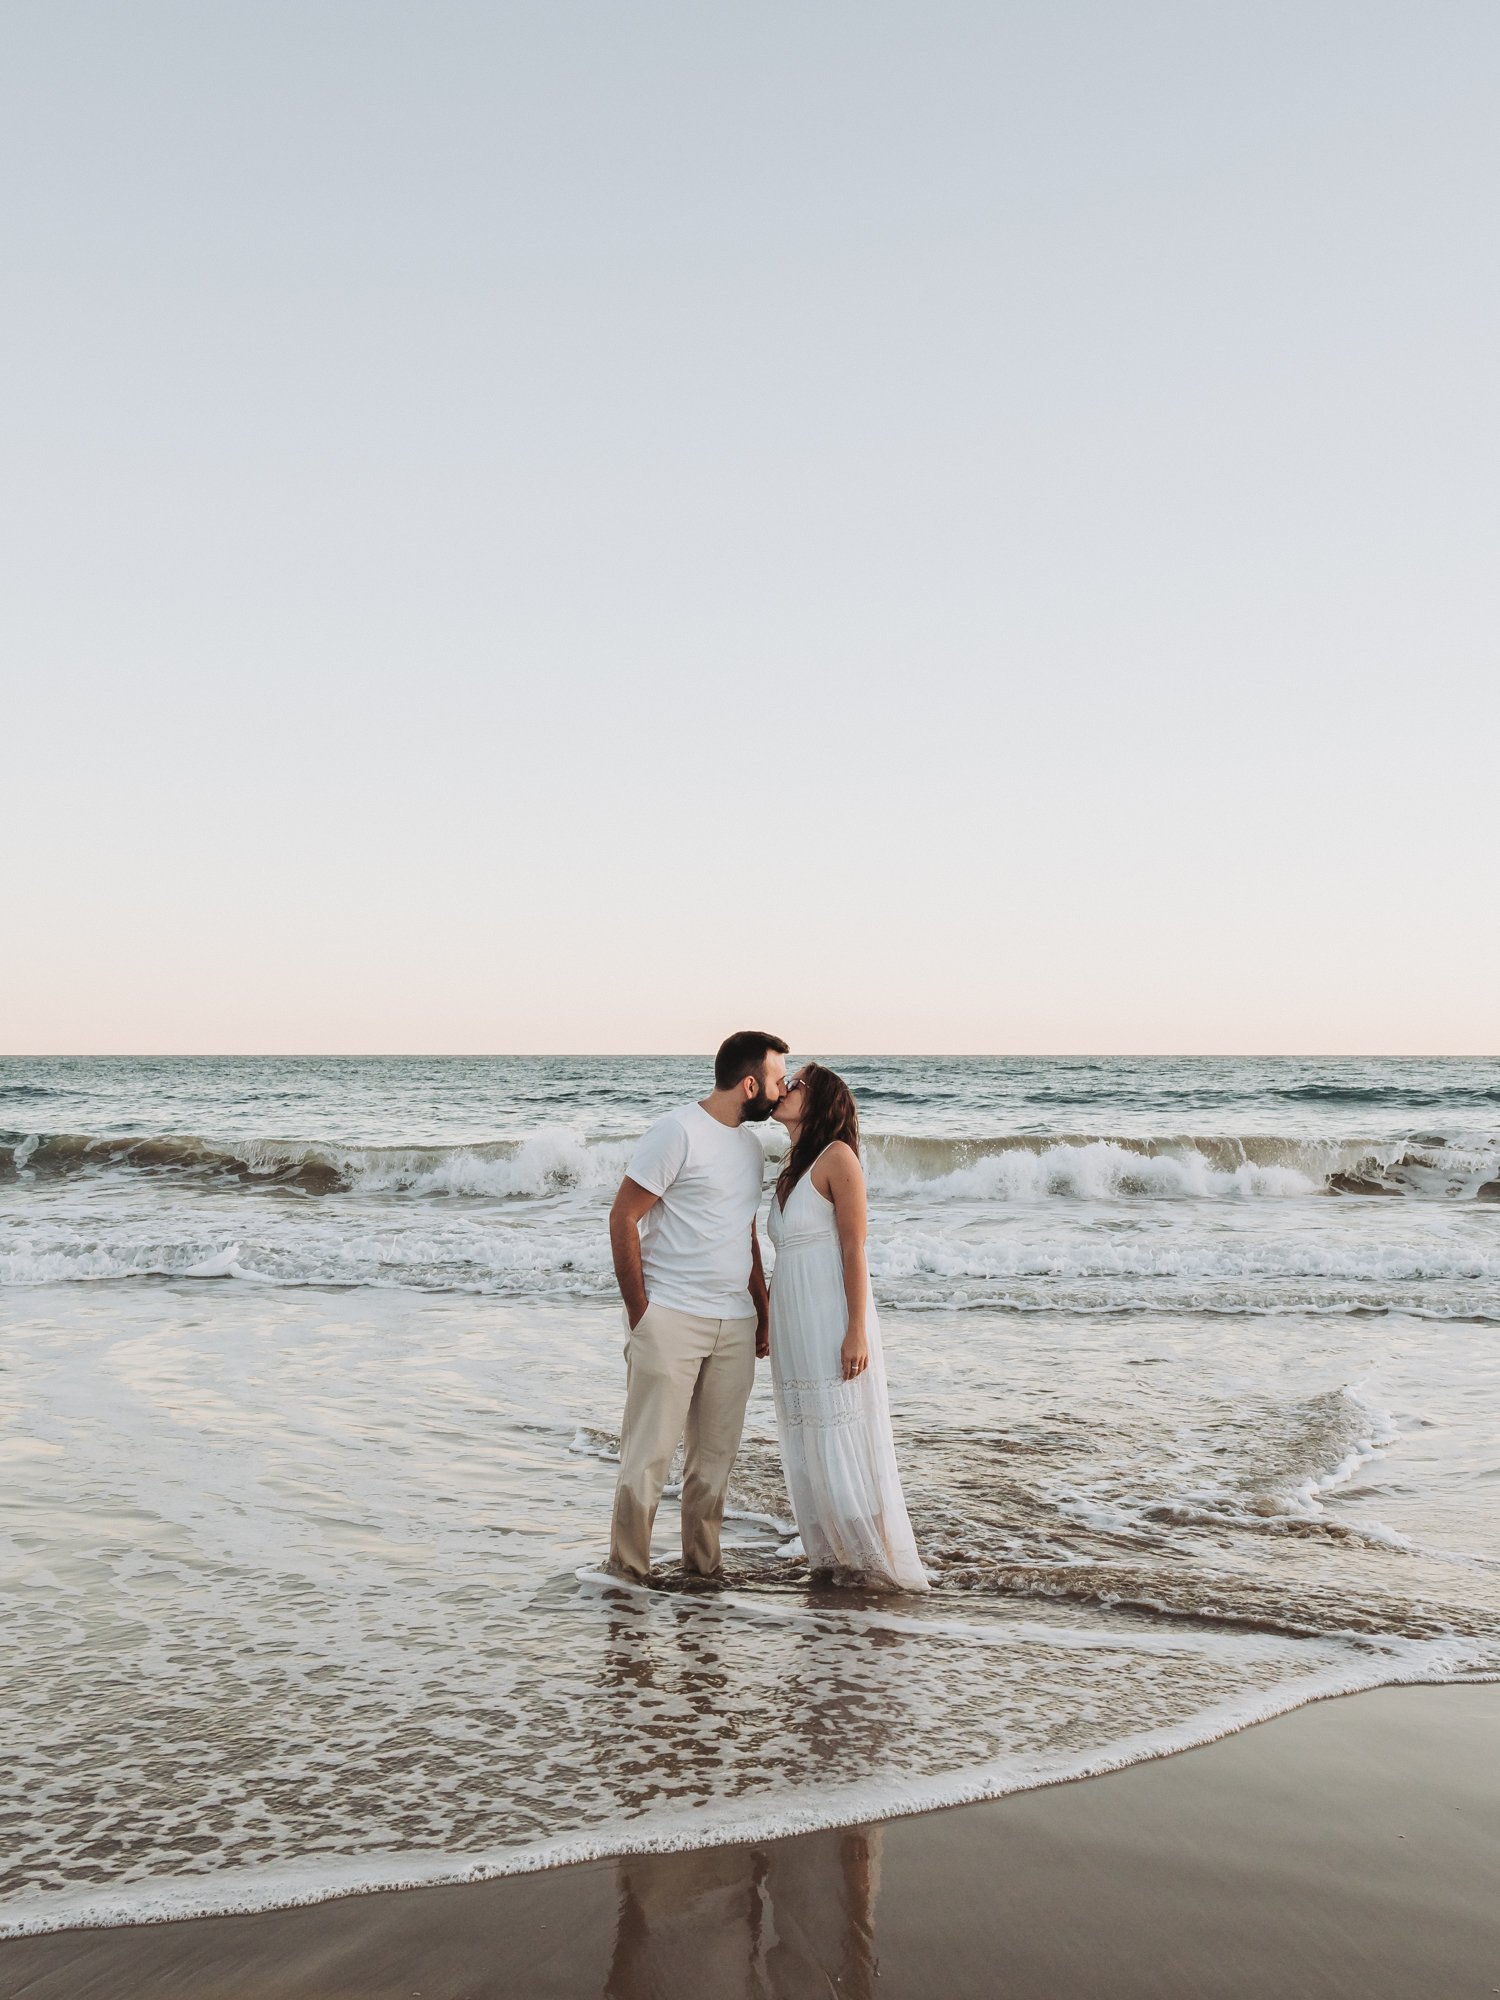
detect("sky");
top-left (4, 2), bottom-right (1498, 1055)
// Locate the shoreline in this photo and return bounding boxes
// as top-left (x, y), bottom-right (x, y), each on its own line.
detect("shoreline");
top-left (4, 1681), bottom-right (1497, 1997)
top-left (5, 1645), bottom-right (1489, 1944)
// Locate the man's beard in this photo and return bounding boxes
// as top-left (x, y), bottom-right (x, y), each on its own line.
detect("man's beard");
top-left (739, 1082), bottom-right (778, 1124)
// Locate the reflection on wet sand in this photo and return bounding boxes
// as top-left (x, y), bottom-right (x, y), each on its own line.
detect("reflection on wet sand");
top-left (584, 1578), bottom-right (910, 1821)
top-left (606, 1827), bottom-right (881, 2000)
top-left (594, 1585), bottom-right (884, 1998)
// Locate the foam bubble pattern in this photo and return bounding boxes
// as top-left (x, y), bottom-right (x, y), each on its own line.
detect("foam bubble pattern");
top-left (3, 1284), bottom-right (1498, 1936)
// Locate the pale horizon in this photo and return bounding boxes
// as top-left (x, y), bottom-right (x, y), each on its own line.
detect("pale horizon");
top-left (6, 4), bottom-right (1498, 1058)
top-left (7, 1046), bottom-right (1497, 1061)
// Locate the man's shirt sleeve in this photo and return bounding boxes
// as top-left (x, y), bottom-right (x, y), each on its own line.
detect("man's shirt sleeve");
top-left (625, 1114), bottom-right (689, 1198)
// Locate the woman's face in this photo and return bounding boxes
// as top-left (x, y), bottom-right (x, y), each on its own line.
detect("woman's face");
top-left (772, 1068), bottom-right (809, 1131)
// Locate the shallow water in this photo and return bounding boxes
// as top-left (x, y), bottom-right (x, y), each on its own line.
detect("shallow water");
top-left (2, 1056), bottom-right (1497, 1933)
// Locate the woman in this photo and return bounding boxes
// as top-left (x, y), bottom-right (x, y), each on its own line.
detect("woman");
top-left (766, 1064), bottom-right (928, 1593)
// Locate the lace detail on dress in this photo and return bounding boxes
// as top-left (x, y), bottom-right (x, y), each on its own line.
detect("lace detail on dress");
top-left (777, 1405), bottom-right (876, 1431)
top-left (776, 1377), bottom-right (879, 1431)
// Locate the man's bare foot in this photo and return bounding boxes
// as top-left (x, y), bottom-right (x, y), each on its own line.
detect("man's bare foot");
top-left (669, 1565), bottom-right (727, 1593)
top-left (600, 1560), bottom-right (658, 1588)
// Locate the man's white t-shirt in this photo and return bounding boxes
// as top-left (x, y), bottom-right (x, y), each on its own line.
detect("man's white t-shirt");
top-left (626, 1102), bottom-right (767, 1319)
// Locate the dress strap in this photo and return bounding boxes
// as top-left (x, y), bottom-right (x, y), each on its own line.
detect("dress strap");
top-left (777, 1141), bottom-right (841, 1213)
top-left (806, 1142), bottom-right (841, 1193)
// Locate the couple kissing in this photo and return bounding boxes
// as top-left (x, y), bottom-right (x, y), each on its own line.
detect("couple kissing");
top-left (605, 1031), bottom-right (927, 1594)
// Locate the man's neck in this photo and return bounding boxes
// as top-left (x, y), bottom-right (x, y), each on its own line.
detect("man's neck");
top-left (698, 1090), bottom-right (744, 1128)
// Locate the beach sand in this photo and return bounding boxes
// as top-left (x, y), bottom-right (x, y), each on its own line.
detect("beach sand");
top-left (3, 1682), bottom-right (1496, 2000)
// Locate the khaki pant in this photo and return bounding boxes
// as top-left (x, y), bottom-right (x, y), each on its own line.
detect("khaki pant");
top-left (609, 1302), bottom-right (758, 1578)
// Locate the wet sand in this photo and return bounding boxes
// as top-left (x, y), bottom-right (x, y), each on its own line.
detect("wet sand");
top-left (3, 1682), bottom-right (1497, 2000)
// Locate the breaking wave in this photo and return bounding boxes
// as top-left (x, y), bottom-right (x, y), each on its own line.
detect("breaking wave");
top-left (864, 1133), bottom-right (1500, 1202)
top-left (3, 1126), bottom-right (1497, 1201)
top-left (0, 1127), bottom-right (635, 1197)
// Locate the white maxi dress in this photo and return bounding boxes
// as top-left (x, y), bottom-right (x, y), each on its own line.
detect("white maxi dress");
top-left (767, 1160), bottom-right (928, 1593)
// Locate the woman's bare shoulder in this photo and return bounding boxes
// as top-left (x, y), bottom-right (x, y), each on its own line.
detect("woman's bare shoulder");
top-left (819, 1140), bottom-right (865, 1182)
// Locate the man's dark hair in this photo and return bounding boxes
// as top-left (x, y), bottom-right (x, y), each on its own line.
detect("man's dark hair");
top-left (714, 1030), bottom-right (790, 1092)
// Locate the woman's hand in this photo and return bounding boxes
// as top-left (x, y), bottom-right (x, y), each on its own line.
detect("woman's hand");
top-left (841, 1326), bottom-right (869, 1381)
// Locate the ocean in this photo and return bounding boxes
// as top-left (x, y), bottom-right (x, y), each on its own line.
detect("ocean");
top-left (3, 1053), bottom-right (1498, 1935)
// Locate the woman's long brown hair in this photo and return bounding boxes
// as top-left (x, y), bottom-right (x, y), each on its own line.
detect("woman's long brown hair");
top-left (776, 1063), bottom-right (860, 1206)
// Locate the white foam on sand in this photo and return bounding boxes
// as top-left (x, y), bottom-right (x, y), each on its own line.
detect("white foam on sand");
top-left (3, 1626), bottom-right (1491, 1941)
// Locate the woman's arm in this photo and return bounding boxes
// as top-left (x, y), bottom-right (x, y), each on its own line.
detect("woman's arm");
top-left (817, 1143), bottom-right (870, 1380)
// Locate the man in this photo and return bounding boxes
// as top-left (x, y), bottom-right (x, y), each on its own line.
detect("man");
top-left (606, 1030), bottom-right (789, 1581)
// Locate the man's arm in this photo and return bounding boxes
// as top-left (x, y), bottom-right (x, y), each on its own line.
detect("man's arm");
top-left (609, 1177), bottom-right (659, 1329)
top-left (749, 1217), bottom-right (770, 1358)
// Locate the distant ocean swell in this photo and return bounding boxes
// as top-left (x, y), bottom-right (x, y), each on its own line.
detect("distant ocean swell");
top-left (4, 1126), bottom-right (1498, 1201)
